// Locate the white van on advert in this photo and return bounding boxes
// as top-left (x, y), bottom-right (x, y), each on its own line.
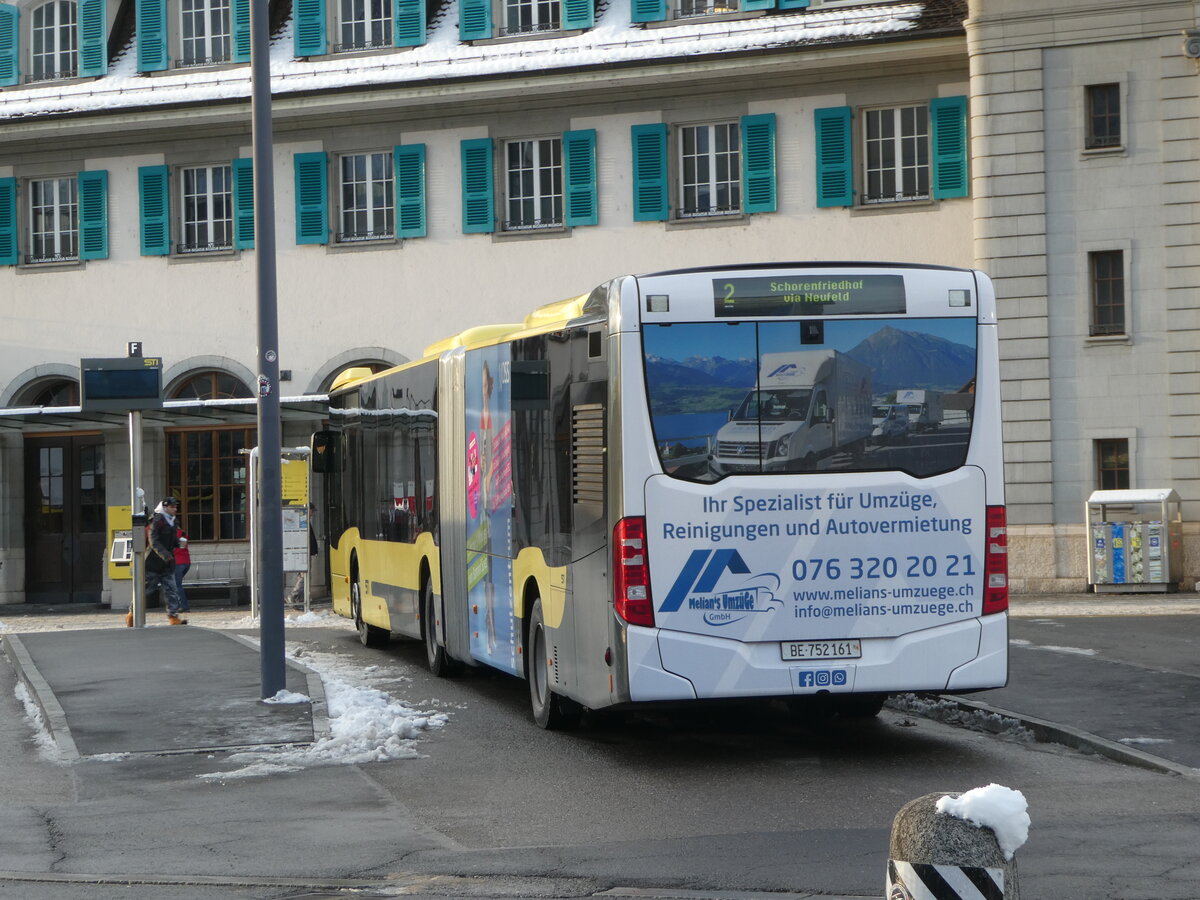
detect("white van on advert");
top-left (710, 350), bottom-right (872, 476)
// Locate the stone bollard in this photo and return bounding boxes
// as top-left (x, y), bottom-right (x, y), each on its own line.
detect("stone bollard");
top-left (887, 786), bottom-right (1028, 900)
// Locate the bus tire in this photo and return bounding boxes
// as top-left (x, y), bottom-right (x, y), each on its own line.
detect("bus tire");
top-left (422, 578), bottom-right (457, 677)
top-left (527, 597), bottom-right (581, 731)
top-left (351, 577), bottom-right (389, 649)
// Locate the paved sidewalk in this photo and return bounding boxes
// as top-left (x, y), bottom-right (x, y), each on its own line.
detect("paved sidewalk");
top-left (2, 624), bottom-right (325, 759)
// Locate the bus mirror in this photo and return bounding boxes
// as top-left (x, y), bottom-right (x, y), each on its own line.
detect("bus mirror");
top-left (311, 431), bottom-right (337, 473)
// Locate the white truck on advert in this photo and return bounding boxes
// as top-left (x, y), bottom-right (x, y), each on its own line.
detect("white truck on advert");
top-left (896, 388), bottom-right (944, 432)
top-left (710, 350), bottom-right (872, 475)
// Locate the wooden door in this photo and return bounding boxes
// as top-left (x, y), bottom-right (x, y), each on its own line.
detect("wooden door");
top-left (24, 435), bottom-right (106, 603)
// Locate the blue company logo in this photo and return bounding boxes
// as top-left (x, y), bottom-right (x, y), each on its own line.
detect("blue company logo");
top-left (659, 549), bottom-right (782, 625)
top-left (798, 669), bottom-right (848, 689)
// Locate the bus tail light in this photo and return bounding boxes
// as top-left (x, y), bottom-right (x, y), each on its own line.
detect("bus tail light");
top-left (614, 517), bottom-right (655, 627)
top-left (983, 505), bottom-right (1008, 615)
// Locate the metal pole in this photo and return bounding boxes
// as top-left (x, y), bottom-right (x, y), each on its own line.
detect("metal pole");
top-left (129, 411), bottom-right (146, 628)
top-left (248, 447), bottom-right (258, 619)
top-left (250, 0), bottom-right (285, 698)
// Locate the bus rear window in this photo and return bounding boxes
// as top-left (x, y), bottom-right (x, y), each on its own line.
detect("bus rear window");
top-left (642, 318), bottom-right (977, 482)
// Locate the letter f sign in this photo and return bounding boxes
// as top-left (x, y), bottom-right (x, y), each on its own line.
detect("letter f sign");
top-left (658, 549), bottom-right (750, 613)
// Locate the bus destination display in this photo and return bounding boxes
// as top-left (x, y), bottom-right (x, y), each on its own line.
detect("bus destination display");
top-left (713, 274), bottom-right (907, 317)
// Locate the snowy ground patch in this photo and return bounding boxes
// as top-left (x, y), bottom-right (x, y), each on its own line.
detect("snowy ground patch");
top-left (13, 681), bottom-right (66, 763)
top-left (888, 693), bottom-right (1036, 742)
top-left (198, 643), bottom-right (449, 780)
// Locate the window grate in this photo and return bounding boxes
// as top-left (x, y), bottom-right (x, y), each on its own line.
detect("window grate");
top-left (332, 38), bottom-right (392, 52)
top-left (23, 253), bottom-right (79, 264)
top-left (175, 55), bottom-right (231, 67)
top-left (26, 68), bottom-right (78, 82)
top-left (571, 403), bottom-right (605, 505)
top-left (501, 217), bottom-right (562, 231)
top-left (336, 231), bottom-right (394, 242)
top-left (178, 242), bottom-right (234, 253)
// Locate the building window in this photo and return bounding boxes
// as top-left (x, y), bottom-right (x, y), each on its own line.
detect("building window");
top-left (180, 0), bottom-right (232, 66)
top-left (338, 152), bottom-right (394, 241)
top-left (1089, 249), bottom-right (1124, 336)
top-left (30, 0), bottom-right (77, 81)
top-left (1085, 84), bottom-right (1120, 150)
top-left (180, 165), bottom-right (233, 253)
top-left (168, 372), bottom-right (254, 542)
top-left (677, 0), bottom-right (735, 17)
top-left (678, 122), bottom-right (740, 218)
top-left (863, 105), bottom-right (929, 204)
top-left (338, 0), bottom-right (392, 50)
top-left (504, 138), bottom-right (562, 230)
top-left (27, 176), bottom-right (78, 263)
top-left (502, 0), bottom-right (559, 35)
top-left (20, 379), bottom-right (80, 407)
top-left (1096, 439), bottom-right (1130, 490)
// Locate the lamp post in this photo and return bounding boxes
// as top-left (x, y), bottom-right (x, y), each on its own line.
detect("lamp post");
top-left (250, 0), bottom-right (285, 698)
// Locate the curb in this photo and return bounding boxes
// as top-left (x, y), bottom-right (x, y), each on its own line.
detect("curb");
top-left (213, 630), bottom-right (332, 743)
top-left (1, 632), bottom-right (81, 761)
top-left (928, 694), bottom-right (1199, 779)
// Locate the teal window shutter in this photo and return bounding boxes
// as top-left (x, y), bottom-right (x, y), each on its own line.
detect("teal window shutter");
top-left (631, 123), bottom-right (668, 222)
top-left (232, 0), bottom-right (251, 61)
top-left (563, 129), bottom-right (597, 227)
top-left (459, 0), bottom-right (490, 40)
top-left (460, 138), bottom-right (494, 234)
top-left (394, 144), bottom-right (426, 238)
top-left (233, 158), bottom-right (255, 249)
top-left (136, 0), bottom-right (167, 71)
top-left (741, 0), bottom-right (775, 11)
top-left (740, 113), bottom-right (776, 214)
top-left (931, 95), bottom-right (969, 200)
top-left (293, 0), bottom-right (327, 56)
top-left (630, 0), bottom-right (665, 23)
top-left (562, 0), bottom-right (593, 30)
top-left (814, 106), bottom-right (853, 208)
top-left (78, 170), bottom-right (109, 260)
top-left (77, 0), bottom-right (106, 76)
top-left (0, 5), bottom-right (18, 88)
top-left (138, 165), bottom-right (171, 256)
top-left (777, 0), bottom-right (809, 8)
top-left (0, 177), bottom-right (17, 266)
top-left (394, 0), bottom-right (424, 46)
top-left (294, 152), bottom-right (328, 244)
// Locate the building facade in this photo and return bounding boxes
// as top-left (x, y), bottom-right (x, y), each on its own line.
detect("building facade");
top-left (0, 0), bottom-right (1197, 605)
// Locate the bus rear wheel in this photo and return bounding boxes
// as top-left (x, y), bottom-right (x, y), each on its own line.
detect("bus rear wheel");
top-left (527, 597), bottom-right (581, 730)
top-left (422, 579), bottom-right (456, 677)
top-left (351, 578), bottom-right (389, 649)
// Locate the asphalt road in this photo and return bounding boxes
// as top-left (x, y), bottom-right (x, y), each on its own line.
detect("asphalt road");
top-left (1, 605), bottom-right (1199, 900)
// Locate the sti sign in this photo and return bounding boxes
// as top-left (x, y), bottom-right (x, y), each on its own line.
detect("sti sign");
top-left (80, 357), bottom-right (163, 412)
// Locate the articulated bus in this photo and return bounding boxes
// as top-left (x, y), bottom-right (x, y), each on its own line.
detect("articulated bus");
top-left (312, 263), bottom-right (1007, 728)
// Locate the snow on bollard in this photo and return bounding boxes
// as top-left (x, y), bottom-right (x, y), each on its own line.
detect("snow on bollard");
top-left (887, 784), bottom-right (1029, 900)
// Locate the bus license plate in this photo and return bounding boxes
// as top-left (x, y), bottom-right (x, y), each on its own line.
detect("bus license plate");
top-left (781, 639), bottom-right (861, 661)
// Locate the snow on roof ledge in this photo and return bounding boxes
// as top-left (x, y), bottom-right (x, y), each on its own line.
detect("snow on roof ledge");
top-left (0, 1), bottom-right (935, 121)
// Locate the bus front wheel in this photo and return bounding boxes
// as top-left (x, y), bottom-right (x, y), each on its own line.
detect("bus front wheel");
top-left (527, 597), bottom-right (581, 730)
top-left (351, 578), bottom-right (389, 649)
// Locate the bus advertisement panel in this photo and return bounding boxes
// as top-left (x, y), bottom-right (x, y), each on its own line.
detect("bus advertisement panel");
top-left (465, 345), bottom-right (520, 675)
